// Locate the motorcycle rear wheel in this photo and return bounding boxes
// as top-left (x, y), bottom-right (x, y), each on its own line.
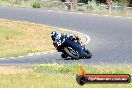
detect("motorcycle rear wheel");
top-left (64, 46), bottom-right (79, 59)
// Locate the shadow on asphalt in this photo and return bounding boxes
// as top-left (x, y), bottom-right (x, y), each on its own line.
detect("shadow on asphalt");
top-left (56, 57), bottom-right (91, 60)
top-left (56, 58), bottom-right (76, 60)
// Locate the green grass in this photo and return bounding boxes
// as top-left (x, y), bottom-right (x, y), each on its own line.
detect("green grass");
top-left (0, 64), bottom-right (131, 88)
top-left (0, 0), bottom-right (10, 6)
top-left (34, 64), bottom-right (132, 74)
top-left (0, 73), bottom-right (131, 88)
top-left (0, 19), bottom-right (74, 58)
top-left (0, 0), bottom-right (31, 7)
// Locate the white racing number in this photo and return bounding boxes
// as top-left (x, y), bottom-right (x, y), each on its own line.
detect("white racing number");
top-left (57, 41), bottom-right (62, 46)
top-left (56, 34), bottom-right (62, 46)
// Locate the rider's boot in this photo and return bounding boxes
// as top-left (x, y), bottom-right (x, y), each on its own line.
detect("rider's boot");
top-left (61, 53), bottom-right (68, 58)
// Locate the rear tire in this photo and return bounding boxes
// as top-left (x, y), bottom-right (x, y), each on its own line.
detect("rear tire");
top-left (64, 47), bottom-right (79, 60)
top-left (85, 49), bottom-right (92, 58)
top-left (85, 53), bottom-right (92, 58)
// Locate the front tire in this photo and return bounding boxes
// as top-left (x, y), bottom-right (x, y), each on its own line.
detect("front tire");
top-left (64, 47), bottom-right (79, 59)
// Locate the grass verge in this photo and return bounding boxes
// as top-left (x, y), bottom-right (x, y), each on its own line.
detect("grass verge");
top-left (0, 0), bottom-right (31, 7)
top-left (0, 19), bottom-right (75, 58)
top-left (0, 64), bottom-right (131, 88)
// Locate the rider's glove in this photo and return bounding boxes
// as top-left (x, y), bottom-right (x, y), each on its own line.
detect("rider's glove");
top-left (75, 36), bottom-right (80, 40)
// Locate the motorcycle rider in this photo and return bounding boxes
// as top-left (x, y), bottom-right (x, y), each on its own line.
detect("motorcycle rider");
top-left (51, 31), bottom-right (92, 58)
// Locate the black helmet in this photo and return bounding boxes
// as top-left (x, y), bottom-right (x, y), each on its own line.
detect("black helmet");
top-left (51, 31), bottom-right (58, 41)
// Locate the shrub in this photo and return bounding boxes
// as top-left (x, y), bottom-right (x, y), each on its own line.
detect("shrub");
top-left (34, 64), bottom-right (78, 74)
top-left (32, 2), bottom-right (41, 8)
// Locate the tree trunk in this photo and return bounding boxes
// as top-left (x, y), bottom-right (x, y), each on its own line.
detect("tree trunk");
top-left (107, 0), bottom-right (112, 13)
top-left (128, 0), bottom-right (132, 7)
top-left (71, 0), bottom-right (77, 11)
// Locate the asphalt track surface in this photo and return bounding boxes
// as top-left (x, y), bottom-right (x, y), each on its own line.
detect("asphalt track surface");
top-left (0, 7), bottom-right (132, 66)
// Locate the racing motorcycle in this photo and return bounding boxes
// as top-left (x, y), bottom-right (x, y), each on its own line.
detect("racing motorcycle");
top-left (53, 37), bottom-right (92, 60)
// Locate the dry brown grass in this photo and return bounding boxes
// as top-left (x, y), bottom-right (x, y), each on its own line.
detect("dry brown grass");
top-left (0, 64), bottom-right (131, 88)
top-left (0, 19), bottom-right (73, 58)
top-left (0, 66), bottom-right (33, 74)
